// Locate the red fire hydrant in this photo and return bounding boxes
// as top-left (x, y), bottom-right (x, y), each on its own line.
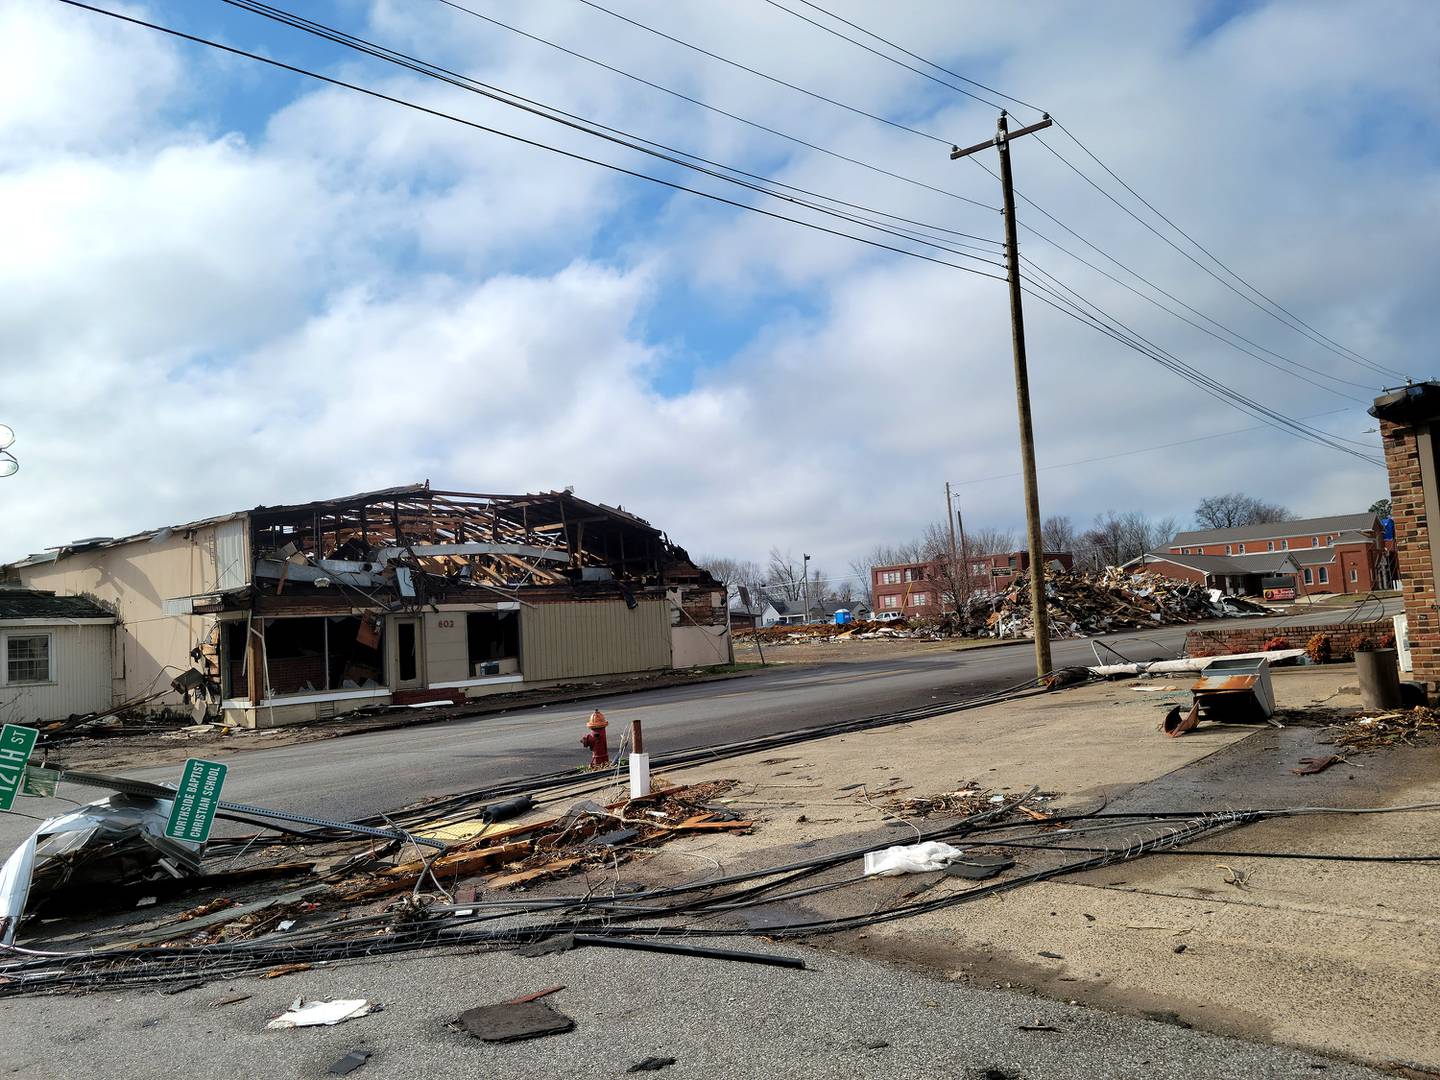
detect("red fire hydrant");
top-left (582, 709), bottom-right (609, 767)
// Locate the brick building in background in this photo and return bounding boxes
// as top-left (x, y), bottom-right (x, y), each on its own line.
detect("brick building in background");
top-left (1372, 383), bottom-right (1440, 691)
top-left (871, 551), bottom-right (1074, 619)
top-left (1132, 513), bottom-right (1393, 598)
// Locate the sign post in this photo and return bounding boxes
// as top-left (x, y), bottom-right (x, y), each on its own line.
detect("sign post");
top-left (0, 725), bottom-right (39, 812)
top-left (164, 758), bottom-right (228, 844)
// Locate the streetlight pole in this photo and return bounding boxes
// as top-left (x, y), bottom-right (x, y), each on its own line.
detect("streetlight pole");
top-left (802, 553), bottom-right (813, 623)
top-left (950, 111), bottom-right (1054, 678)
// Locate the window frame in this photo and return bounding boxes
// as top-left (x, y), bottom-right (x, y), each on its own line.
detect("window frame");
top-left (1303, 567), bottom-right (1313, 585)
top-left (3, 630), bottom-right (55, 686)
top-left (910, 592), bottom-right (929, 607)
top-left (1318, 566), bottom-right (1329, 585)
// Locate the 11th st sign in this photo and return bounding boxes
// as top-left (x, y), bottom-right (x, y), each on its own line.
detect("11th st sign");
top-left (164, 758), bottom-right (228, 844)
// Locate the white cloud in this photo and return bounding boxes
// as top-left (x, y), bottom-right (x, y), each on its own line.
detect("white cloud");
top-left (1, 0), bottom-right (1434, 590)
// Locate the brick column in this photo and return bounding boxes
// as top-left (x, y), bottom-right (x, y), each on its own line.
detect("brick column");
top-left (1381, 417), bottom-right (1440, 689)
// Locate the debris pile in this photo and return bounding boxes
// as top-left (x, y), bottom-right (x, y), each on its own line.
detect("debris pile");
top-left (957, 569), bottom-right (1264, 640)
top-left (736, 571), bottom-right (1266, 647)
top-left (1326, 707), bottom-right (1440, 753)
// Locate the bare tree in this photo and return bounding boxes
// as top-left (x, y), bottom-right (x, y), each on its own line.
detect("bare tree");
top-left (697, 555), bottom-right (765, 608)
top-left (1082, 510), bottom-right (1179, 568)
top-left (1194, 493), bottom-right (1294, 530)
top-left (1041, 515), bottom-right (1077, 554)
top-left (967, 527), bottom-right (1018, 556)
top-left (764, 547), bottom-right (805, 602)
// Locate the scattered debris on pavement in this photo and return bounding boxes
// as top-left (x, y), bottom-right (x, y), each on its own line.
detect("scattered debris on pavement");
top-left (328, 1050), bottom-right (372, 1076)
top-left (267, 998), bottom-right (376, 1029)
top-left (1326, 707), bottom-right (1440, 753)
top-left (455, 1000), bottom-right (575, 1043)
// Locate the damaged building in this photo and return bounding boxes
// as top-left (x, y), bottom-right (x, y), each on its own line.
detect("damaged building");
top-left (2, 484), bottom-right (729, 728)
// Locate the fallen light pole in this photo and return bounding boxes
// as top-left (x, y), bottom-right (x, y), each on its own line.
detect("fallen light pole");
top-left (629, 717), bottom-right (650, 798)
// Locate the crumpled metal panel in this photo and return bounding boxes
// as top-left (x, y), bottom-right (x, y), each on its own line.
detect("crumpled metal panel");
top-left (0, 793), bottom-right (203, 946)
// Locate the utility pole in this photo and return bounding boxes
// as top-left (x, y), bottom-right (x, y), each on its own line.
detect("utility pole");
top-left (951, 110), bottom-right (1054, 678)
top-left (944, 481), bottom-right (959, 611)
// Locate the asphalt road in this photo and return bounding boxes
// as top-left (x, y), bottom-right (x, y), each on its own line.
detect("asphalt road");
top-left (1, 936), bottom-right (1387, 1080)
top-left (2, 600), bottom-right (1400, 846)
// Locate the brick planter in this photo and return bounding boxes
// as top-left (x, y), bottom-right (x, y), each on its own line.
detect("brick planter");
top-left (1184, 619), bottom-right (1391, 660)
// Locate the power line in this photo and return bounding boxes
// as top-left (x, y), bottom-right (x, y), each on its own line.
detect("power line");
top-left (1031, 134), bottom-right (1405, 381)
top-left (772, 0), bottom-right (1049, 116)
top-left (1018, 275), bottom-right (1382, 466)
top-left (758, 0), bottom-right (1007, 111)
top-left (1022, 254), bottom-right (1371, 405)
top-left (573, 0), bottom-right (956, 146)
top-left (56, 1), bottom-right (1005, 283)
top-left (1011, 206), bottom-right (1380, 400)
top-left (430, 0), bottom-right (1004, 220)
top-left (60, 0), bottom-right (1385, 471)
top-left (760, 0), bottom-right (1401, 380)
top-left (215, 0), bottom-right (1007, 271)
top-left (1048, 118), bottom-right (1404, 379)
top-left (1017, 268), bottom-right (1379, 456)
top-left (950, 407), bottom-right (1358, 486)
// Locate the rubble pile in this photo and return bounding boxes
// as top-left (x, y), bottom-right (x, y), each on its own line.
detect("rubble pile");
top-left (736, 571), bottom-right (1266, 647)
top-left (957, 568), bottom-right (1265, 640)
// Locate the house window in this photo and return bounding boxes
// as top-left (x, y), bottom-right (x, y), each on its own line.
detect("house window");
top-left (971, 562), bottom-right (987, 575)
top-left (1313, 536), bottom-right (1319, 546)
top-left (5, 634), bottom-right (51, 684)
top-left (1266, 541), bottom-right (1275, 552)
top-left (1318, 566), bottom-right (1329, 585)
top-left (1303, 568), bottom-right (1313, 585)
top-left (882, 595), bottom-right (899, 609)
top-left (1225, 545), bottom-right (1232, 555)
top-left (910, 593), bottom-right (929, 607)
top-left (1280, 540), bottom-right (1288, 550)
top-left (1350, 567), bottom-right (1358, 583)
top-left (880, 571), bottom-right (901, 585)
top-left (1237, 543), bottom-right (1245, 553)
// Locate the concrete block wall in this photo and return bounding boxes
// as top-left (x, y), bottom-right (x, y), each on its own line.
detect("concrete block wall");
top-left (1184, 619), bottom-right (1392, 659)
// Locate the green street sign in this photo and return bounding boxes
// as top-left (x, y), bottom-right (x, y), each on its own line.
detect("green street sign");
top-left (164, 758), bottom-right (228, 844)
top-left (0, 725), bottom-right (39, 812)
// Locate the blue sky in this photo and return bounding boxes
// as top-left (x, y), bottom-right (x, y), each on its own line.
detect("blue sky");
top-left (1, 0), bottom-right (1436, 587)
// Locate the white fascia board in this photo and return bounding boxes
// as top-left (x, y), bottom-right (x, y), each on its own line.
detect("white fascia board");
top-left (428, 674), bottom-right (523, 690)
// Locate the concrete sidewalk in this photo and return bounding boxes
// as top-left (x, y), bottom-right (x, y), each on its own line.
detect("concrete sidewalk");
top-left (599, 666), bottom-right (1439, 1072)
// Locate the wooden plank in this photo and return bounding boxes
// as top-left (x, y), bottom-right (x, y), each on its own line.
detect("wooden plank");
top-left (484, 858), bottom-right (583, 890)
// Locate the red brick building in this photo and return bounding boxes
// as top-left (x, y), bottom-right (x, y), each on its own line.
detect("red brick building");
top-left (872, 551), bottom-right (1074, 618)
top-left (1126, 514), bottom-right (1391, 598)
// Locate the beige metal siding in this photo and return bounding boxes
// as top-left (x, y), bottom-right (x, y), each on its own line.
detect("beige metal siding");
top-left (520, 600), bottom-right (671, 681)
top-left (0, 623), bottom-right (113, 723)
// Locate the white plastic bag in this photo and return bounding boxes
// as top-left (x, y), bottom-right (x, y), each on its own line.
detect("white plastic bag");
top-left (862, 841), bottom-right (964, 877)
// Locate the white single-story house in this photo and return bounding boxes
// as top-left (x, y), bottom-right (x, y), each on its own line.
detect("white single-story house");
top-left (0, 588), bottom-right (115, 725)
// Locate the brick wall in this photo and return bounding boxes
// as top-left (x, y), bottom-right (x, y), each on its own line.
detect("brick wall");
top-left (1184, 619), bottom-right (1392, 659)
top-left (1382, 416), bottom-right (1440, 688)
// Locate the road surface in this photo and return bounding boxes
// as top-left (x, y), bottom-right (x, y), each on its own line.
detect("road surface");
top-left (2, 599), bottom-right (1400, 845)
